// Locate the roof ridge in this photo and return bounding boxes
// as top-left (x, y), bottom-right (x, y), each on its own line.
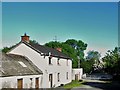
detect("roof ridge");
top-left (28, 41), bottom-right (71, 59)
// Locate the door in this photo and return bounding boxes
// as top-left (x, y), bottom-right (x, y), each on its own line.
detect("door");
top-left (17, 79), bottom-right (23, 89)
top-left (75, 74), bottom-right (79, 80)
top-left (35, 78), bottom-right (39, 89)
top-left (49, 74), bottom-right (53, 88)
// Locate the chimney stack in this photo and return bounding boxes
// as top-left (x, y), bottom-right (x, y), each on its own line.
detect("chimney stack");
top-left (56, 48), bottom-right (62, 52)
top-left (21, 33), bottom-right (30, 43)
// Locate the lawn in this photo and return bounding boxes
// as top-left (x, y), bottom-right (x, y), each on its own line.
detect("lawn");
top-left (62, 80), bottom-right (84, 89)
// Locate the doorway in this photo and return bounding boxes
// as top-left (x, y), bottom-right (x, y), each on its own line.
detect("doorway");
top-left (75, 74), bottom-right (79, 80)
top-left (35, 78), bottom-right (39, 89)
top-left (17, 78), bottom-right (23, 89)
top-left (49, 74), bottom-right (53, 88)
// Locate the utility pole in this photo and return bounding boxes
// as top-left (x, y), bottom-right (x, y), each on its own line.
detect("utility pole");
top-left (53, 36), bottom-right (58, 42)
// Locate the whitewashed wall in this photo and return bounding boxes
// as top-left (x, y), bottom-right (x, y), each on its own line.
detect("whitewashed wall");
top-left (72, 68), bottom-right (83, 80)
top-left (0, 75), bottom-right (42, 89)
top-left (8, 43), bottom-right (72, 88)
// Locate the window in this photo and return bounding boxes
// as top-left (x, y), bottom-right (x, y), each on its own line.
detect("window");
top-left (18, 61), bottom-right (27, 67)
top-left (66, 60), bottom-right (68, 66)
top-left (49, 57), bottom-right (52, 64)
top-left (66, 72), bottom-right (68, 80)
top-left (44, 55), bottom-right (46, 59)
top-left (49, 74), bottom-right (52, 81)
top-left (57, 73), bottom-right (60, 82)
top-left (57, 58), bottom-right (60, 65)
top-left (49, 74), bottom-right (53, 88)
top-left (30, 78), bottom-right (33, 88)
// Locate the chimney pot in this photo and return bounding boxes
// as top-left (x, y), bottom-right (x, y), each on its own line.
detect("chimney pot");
top-left (56, 48), bottom-right (62, 52)
top-left (21, 33), bottom-right (30, 43)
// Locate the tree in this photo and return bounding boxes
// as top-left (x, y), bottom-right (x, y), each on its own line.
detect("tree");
top-left (2, 44), bottom-right (17, 53)
top-left (86, 50), bottom-right (101, 60)
top-left (81, 60), bottom-right (94, 73)
top-left (29, 40), bottom-right (39, 44)
top-left (65, 39), bottom-right (87, 68)
top-left (102, 47), bottom-right (120, 75)
top-left (45, 41), bottom-right (61, 48)
top-left (85, 50), bottom-right (101, 73)
top-left (2, 47), bottom-right (11, 53)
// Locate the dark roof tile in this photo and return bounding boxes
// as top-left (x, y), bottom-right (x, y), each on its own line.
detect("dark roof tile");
top-left (22, 41), bottom-right (71, 59)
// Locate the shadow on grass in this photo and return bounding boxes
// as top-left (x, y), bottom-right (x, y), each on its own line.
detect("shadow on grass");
top-left (82, 80), bottom-right (120, 90)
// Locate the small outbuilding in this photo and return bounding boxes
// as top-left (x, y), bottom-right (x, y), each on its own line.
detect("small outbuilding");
top-left (72, 68), bottom-right (83, 81)
top-left (0, 53), bottom-right (43, 89)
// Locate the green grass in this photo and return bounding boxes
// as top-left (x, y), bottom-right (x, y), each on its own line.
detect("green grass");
top-left (63, 80), bottom-right (84, 89)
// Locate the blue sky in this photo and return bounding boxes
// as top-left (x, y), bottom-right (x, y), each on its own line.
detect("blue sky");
top-left (2, 2), bottom-right (118, 57)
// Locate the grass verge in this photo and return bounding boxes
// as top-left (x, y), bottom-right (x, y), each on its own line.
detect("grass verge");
top-left (62, 80), bottom-right (84, 89)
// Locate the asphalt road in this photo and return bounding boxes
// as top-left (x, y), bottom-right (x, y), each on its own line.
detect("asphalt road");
top-left (72, 80), bottom-right (120, 90)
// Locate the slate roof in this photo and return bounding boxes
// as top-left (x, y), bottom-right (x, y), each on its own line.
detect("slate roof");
top-left (22, 41), bottom-right (71, 59)
top-left (0, 53), bottom-right (43, 77)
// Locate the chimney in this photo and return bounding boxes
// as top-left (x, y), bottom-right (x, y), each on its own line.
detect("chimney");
top-left (56, 48), bottom-right (62, 52)
top-left (21, 33), bottom-right (30, 43)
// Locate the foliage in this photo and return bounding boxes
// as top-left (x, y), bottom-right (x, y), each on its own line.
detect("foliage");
top-left (45, 41), bottom-right (62, 48)
top-left (2, 44), bottom-right (16, 53)
top-left (86, 50), bottom-right (101, 60)
top-left (2, 47), bottom-right (11, 53)
top-left (29, 40), bottom-right (39, 44)
top-left (65, 39), bottom-right (87, 59)
top-left (81, 60), bottom-right (94, 73)
top-left (102, 47), bottom-right (120, 75)
top-left (85, 50), bottom-right (101, 73)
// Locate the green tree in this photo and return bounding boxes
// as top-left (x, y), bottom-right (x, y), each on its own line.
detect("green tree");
top-left (45, 41), bottom-right (61, 48)
top-left (2, 47), bottom-right (11, 53)
top-left (82, 50), bottom-right (101, 73)
top-left (29, 40), bottom-right (39, 44)
top-left (81, 60), bottom-right (94, 73)
top-left (102, 47), bottom-right (120, 75)
top-left (86, 50), bottom-right (101, 60)
top-left (2, 44), bottom-right (17, 53)
top-left (65, 39), bottom-right (87, 68)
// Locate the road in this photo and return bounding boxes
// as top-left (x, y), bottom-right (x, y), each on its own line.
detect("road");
top-left (72, 79), bottom-right (120, 90)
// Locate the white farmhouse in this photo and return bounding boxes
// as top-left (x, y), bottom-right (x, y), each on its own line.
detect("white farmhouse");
top-left (7, 33), bottom-right (72, 88)
top-left (0, 53), bottom-right (43, 89)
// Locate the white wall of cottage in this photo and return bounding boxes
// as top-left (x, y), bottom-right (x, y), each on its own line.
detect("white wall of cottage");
top-left (0, 75), bottom-right (42, 89)
top-left (8, 43), bottom-right (72, 88)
